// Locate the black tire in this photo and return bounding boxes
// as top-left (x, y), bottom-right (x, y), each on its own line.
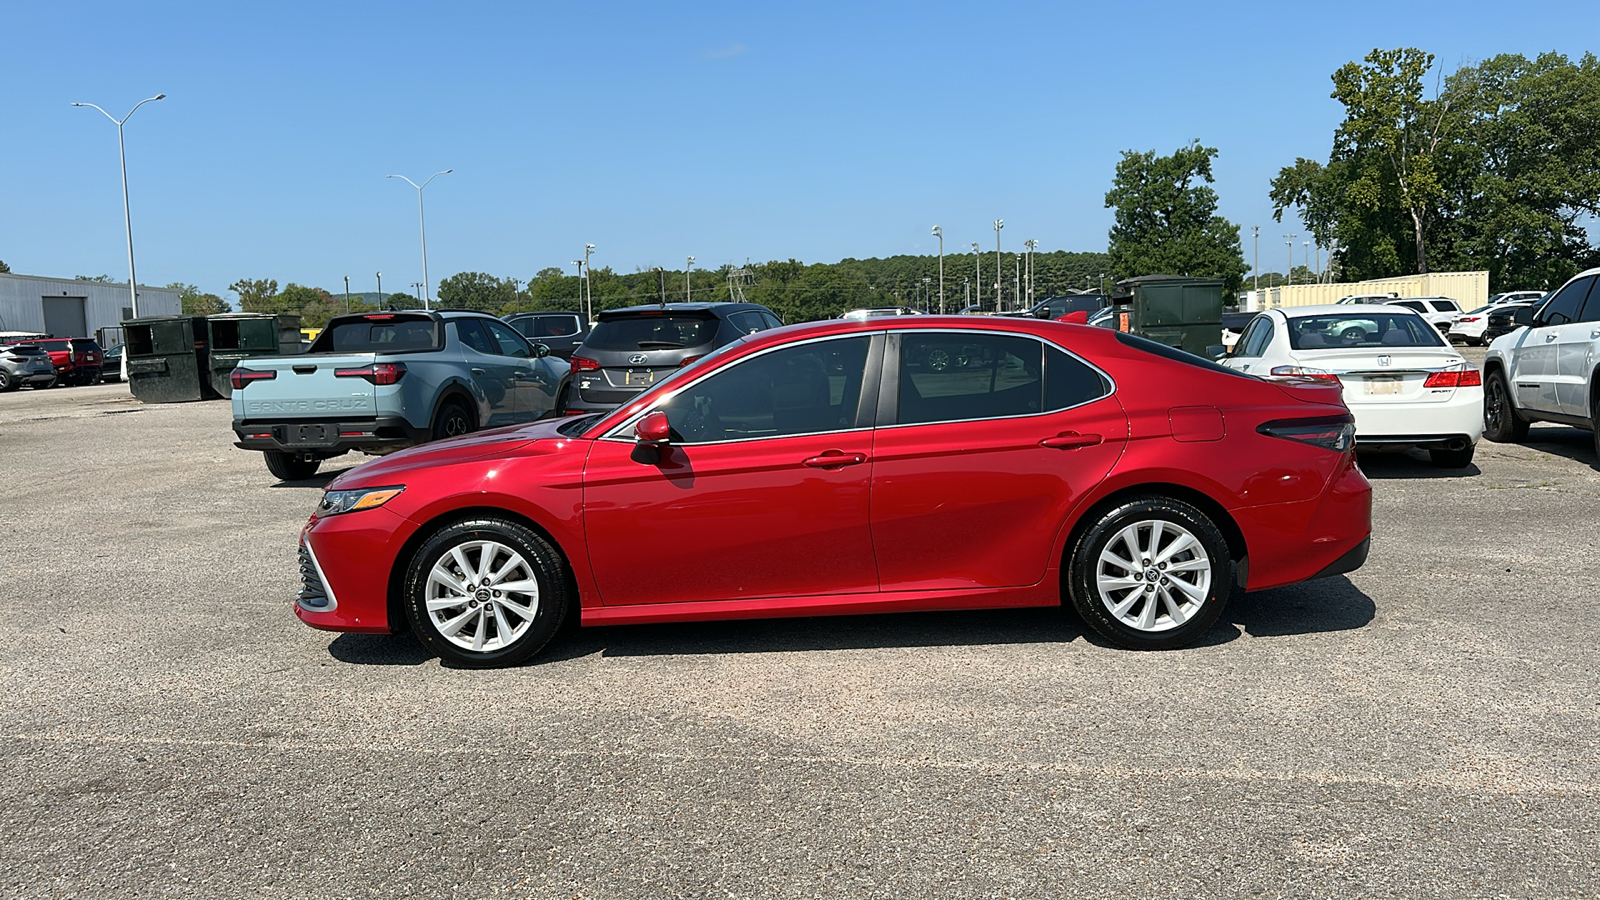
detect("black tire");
top-left (431, 400), bottom-right (475, 442)
top-left (264, 450), bottom-right (322, 481)
top-left (1429, 444), bottom-right (1476, 469)
top-left (553, 385), bottom-right (570, 416)
top-left (1067, 496), bottom-right (1231, 650)
top-left (1482, 369), bottom-right (1529, 443)
top-left (402, 517), bottom-right (570, 668)
top-left (0, 369), bottom-right (14, 392)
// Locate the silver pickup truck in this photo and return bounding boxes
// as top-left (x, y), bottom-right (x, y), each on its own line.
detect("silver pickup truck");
top-left (230, 309), bottom-right (569, 480)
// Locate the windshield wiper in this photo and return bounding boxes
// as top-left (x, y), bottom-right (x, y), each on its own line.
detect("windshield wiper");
top-left (636, 340), bottom-right (685, 349)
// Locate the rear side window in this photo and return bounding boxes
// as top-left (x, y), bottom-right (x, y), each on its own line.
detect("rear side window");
top-left (898, 333), bottom-right (1044, 424)
top-left (454, 319), bottom-right (496, 354)
top-left (586, 315), bottom-right (715, 350)
top-left (1429, 300), bottom-right (1460, 313)
top-left (1045, 345), bottom-right (1110, 410)
top-left (1392, 301), bottom-right (1426, 312)
top-left (313, 316), bottom-right (440, 353)
top-left (512, 315), bottom-right (581, 338)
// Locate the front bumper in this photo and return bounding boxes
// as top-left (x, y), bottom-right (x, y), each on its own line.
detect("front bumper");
top-left (294, 506), bottom-right (417, 633)
top-left (234, 416), bottom-right (425, 455)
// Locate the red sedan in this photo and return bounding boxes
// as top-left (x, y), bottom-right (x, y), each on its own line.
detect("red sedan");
top-left (296, 317), bottom-right (1371, 667)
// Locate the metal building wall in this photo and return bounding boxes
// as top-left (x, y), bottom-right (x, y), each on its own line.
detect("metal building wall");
top-left (0, 273), bottom-right (181, 342)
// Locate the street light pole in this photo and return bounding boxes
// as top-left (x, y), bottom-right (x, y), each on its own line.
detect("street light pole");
top-left (686, 256), bottom-right (695, 303)
top-left (972, 243), bottom-right (982, 312)
top-left (343, 275), bottom-right (350, 314)
top-left (993, 220), bottom-right (1004, 312)
top-left (931, 226), bottom-right (945, 313)
top-left (376, 272), bottom-right (383, 308)
top-left (584, 244), bottom-right (596, 321)
top-left (1303, 241), bottom-right (1311, 281)
top-left (386, 169), bottom-right (452, 309)
top-left (571, 260), bottom-right (584, 309)
top-left (1252, 226), bottom-right (1260, 291)
top-left (1283, 234), bottom-right (1296, 286)
top-left (1014, 255), bottom-right (1021, 313)
top-left (71, 93), bottom-right (166, 320)
top-left (1024, 239), bottom-right (1038, 307)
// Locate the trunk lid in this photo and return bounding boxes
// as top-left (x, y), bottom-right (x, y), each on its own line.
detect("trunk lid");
top-left (232, 353), bottom-right (380, 420)
top-left (1298, 348), bottom-right (1468, 405)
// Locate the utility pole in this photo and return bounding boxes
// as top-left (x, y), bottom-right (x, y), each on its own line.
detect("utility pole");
top-left (931, 225), bottom-right (945, 313)
top-left (1252, 225), bottom-right (1260, 291)
top-left (376, 272), bottom-right (383, 308)
top-left (993, 220), bottom-right (1004, 312)
top-left (685, 256), bottom-right (695, 303)
top-left (343, 275), bottom-right (350, 314)
top-left (972, 243), bottom-right (982, 312)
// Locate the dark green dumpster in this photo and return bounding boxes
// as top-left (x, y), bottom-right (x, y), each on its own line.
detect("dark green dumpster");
top-left (205, 313), bottom-right (286, 398)
top-left (1111, 275), bottom-right (1224, 356)
top-left (123, 315), bottom-right (217, 403)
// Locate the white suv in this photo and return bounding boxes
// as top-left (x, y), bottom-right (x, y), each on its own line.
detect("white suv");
top-left (1383, 297), bottom-right (1463, 333)
top-left (1482, 268), bottom-right (1599, 458)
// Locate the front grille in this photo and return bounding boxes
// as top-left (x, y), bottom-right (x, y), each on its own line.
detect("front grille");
top-left (297, 542), bottom-right (331, 610)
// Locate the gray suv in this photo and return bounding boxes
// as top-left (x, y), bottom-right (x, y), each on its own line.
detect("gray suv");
top-left (556, 302), bottom-right (782, 414)
top-left (0, 344), bottom-right (57, 390)
top-left (1482, 267), bottom-right (1600, 459)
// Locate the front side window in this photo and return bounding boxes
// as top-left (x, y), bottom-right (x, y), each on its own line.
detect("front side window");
top-left (483, 320), bottom-right (532, 358)
top-left (898, 333), bottom-right (1046, 425)
top-left (656, 336), bottom-right (870, 443)
top-left (1238, 318), bottom-right (1274, 357)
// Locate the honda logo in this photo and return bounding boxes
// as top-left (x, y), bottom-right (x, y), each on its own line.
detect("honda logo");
top-left (628, 354), bottom-right (648, 365)
top-left (1377, 356), bottom-right (1391, 367)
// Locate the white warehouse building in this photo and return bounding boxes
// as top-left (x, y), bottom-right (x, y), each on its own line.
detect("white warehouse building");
top-left (0, 272), bottom-right (181, 347)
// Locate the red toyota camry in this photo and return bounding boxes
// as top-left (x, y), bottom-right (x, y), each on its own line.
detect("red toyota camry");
top-left (295, 316), bottom-right (1371, 667)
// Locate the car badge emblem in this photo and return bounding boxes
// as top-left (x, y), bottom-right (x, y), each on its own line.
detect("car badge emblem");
top-left (629, 354), bottom-right (647, 365)
top-left (1378, 356), bottom-right (1391, 366)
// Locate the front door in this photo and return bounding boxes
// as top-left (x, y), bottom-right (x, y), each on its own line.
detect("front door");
top-left (582, 335), bottom-right (880, 606)
top-left (870, 332), bottom-right (1127, 591)
top-left (1556, 280), bottom-right (1600, 417)
top-left (1513, 275), bottom-right (1594, 415)
top-left (455, 319), bottom-right (524, 425)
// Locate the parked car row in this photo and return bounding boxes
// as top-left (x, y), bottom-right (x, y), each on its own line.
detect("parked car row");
top-left (0, 337), bottom-right (111, 390)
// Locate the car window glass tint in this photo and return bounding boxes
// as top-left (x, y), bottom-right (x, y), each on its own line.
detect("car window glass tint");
top-left (454, 319), bottom-right (496, 355)
top-left (898, 333), bottom-right (1042, 425)
top-left (536, 315), bottom-right (580, 337)
top-left (484, 320), bottom-right (532, 358)
top-left (1571, 278), bottom-right (1600, 323)
top-left (1044, 346), bottom-right (1109, 410)
top-left (761, 313), bottom-right (783, 330)
top-left (586, 316), bottom-right (714, 350)
top-left (658, 336), bottom-right (870, 443)
top-left (1395, 301), bottom-right (1426, 312)
top-left (1239, 318), bottom-right (1272, 357)
top-left (1287, 313), bottom-right (1443, 349)
top-left (321, 317), bottom-right (439, 352)
top-left (1539, 276), bottom-right (1594, 327)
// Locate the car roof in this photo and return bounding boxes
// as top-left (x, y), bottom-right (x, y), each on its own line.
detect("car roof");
top-left (727, 314), bottom-right (1121, 355)
top-left (598, 302), bottom-right (765, 318)
top-left (1276, 304), bottom-right (1426, 317)
top-left (506, 310), bottom-right (581, 318)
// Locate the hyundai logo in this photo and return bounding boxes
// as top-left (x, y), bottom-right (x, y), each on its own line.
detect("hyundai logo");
top-left (628, 354), bottom-right (648, 365)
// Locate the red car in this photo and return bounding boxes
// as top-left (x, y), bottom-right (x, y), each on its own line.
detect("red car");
top-left (18, 337), bottom-right (103, 386)
top-left (296, 317), bottom-right (1371, 667)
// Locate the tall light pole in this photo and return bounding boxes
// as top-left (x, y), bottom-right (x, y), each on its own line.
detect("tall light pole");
top-left (963, 276), bottom-right (971, 310)
top-left (685, 256), bottom-right (695, 303)
top-left (972, 242), bottom-right (982, 312)
top-left (583, 243), bottom-right (596, 321)
top-left (386, 169), bottom-right (452, 308)
top-left (1014, 255), bottom-right (1021, 313)
top-left (1252, 225), bottom-right (1260, 291)
top-left (71, 93), bottom-right (166, 320)
top-left (412, 282), bottom-right (424, 304)
top-left (921, 277), bottom-right (931, 312)
top-left (571, 260), bottom-right (584, 309)
top-left (931, 225), bottom-right (945, 313)
top-left (1283, 234), bottom-right (1296, 286)
top-left (343, 275), bottom-right (350, 314)
top-left (1303, 241), bottom-right (1311, 283)
top-left (993, 220), bottom-right (1005, 312)
top-left (376, 272), bottom-right (383, 308)
top-left (1024, 239), bottom-right (1038, 307)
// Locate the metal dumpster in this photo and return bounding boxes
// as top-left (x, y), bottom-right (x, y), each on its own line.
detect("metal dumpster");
top-left (205, 313), bottom-right (287, 398)
top-left (1111, 275), bottom-right (1224, 356)
top-left (123, 315), bottom-right (217, 403)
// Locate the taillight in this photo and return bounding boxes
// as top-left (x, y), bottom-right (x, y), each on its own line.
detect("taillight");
top-left (1423, 366), bottom-right (1481, 388)
top-left (678, 354), bottom-right (705, 368)
top-left (334, 362), bottom-right (407, 385)
top-left (571, 356), bottom-right (600, 372)
top-left (1258, 415), bottom-right (1356, 453)
top-left (1460, 316), bottom-right (1482, 323)
top-left (230, 368), bottom-right (277, 390)
top-left (1269, 365), bottom-right (1341, 383)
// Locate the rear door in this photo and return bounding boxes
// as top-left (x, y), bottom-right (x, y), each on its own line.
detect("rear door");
top-left (1556, 278), bottom-right (1600, 417)
top-left (869, 331), bottom-right (1125, 591)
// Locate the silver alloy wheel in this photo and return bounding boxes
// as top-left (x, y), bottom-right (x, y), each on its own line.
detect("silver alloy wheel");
top-left (424, 539), bottom-right (540, 653)
top-left (1094, 519), bottom-right (1212, 633)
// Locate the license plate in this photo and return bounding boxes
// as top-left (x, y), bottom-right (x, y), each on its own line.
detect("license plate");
top-left (625, 370), bottom-right (654, 387)
top-left (1365, 377), bottom-right (1402, 395)
top-left (291, 424), bottom-right (328, 444)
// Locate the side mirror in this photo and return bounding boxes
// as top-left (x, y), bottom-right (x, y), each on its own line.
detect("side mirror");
top-left (1206, 344), bottom-right (1227, 361)
top-left (531, 342), bottom-right (550, 358)
top-left (635, 410), bottom-right (671, 444)
top-left (1512, 307), bottom-right (1535, 327)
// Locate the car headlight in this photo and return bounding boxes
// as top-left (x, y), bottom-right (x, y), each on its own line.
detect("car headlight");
top-left (316, 486), bottom-right (405, 517)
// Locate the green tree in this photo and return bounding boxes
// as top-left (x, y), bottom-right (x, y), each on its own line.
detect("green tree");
top-left (167, 282), bottom-right (229, 315)
top-left (230, 278), bottom-right (280, 313)
top-left (437, 271), bottom-right (517, 312)
top-left (76, 274), bottom-right (115, 283)
top-left (1104, 141), bottom-right (1248, 292)
top-left (0, 260), bottom-right (10, 274)
top-left (381, 291), bottom-right (418, 309)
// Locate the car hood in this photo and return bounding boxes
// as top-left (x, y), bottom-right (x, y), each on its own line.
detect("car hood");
top-left (327, 418), bottom-right (580, 489)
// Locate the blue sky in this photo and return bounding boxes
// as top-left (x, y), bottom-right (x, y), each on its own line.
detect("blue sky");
top-left (1, 0), bottom-right (1594, 302)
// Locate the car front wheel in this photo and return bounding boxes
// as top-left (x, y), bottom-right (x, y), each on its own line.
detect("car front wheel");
top-left (1068, 496), bottom-right (1231, 650)
top-left (403, 517), bottom-right (570, 668)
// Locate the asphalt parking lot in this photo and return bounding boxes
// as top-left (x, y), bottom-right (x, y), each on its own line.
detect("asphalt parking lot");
top-left (2, 368), bottom-right (1597, 899)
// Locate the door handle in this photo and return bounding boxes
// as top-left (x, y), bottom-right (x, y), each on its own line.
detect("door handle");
top-left (1040, 432), bottom-right (1103, 450)
top-left (802, 451), bottom-right (867, 469)
top-left (1589, 330), bottom-right (1600, 339)
top-left (1545, 333), bottom-right (1558, 342)
top-left (471, 367), bottom-right (487, 375)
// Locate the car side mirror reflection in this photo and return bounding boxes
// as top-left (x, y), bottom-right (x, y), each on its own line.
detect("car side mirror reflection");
top-left (635, 410), bottom-right (671, 444)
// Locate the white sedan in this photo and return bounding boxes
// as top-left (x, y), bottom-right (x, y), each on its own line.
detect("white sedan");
top-left (1219, 304), bottom-right (1483, 468)
top-left (1447, 305), bottom-right (1494, 345)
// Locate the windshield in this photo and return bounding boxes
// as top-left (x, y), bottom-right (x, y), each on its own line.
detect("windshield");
top-left (1287, 313), bottom-right (1445, 350)
top-left (33, 340), bottom-right (71, 352)
top-left (586, 315), bottom-right (716, 350)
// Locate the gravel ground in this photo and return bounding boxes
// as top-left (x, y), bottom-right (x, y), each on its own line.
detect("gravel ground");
top-left (1, 371), bottom-right (1597, 899)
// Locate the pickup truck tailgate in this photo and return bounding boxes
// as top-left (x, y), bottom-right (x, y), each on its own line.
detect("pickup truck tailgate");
top-left (232, 354), bottom-right (380, 421)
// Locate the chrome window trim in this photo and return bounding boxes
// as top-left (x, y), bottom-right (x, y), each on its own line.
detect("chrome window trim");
top-left (599, 332), bottom-right (875, 444)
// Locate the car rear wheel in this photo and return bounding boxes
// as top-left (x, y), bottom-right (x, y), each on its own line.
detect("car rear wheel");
top-left (1483, 370), bottom-right (1528, 443)
top-left (1428, 444), bottom-right (1476, 469)
top-left (431, 400), bottom-right (475, 441)
top-left (1068, 496), bottom-right (1231, 650)
top-left (0, 370), bottom-right (14, 392)
top-left (264, 450), bottom-right (321, 481)
top-left (403, 517), bottom-right (570, 668)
